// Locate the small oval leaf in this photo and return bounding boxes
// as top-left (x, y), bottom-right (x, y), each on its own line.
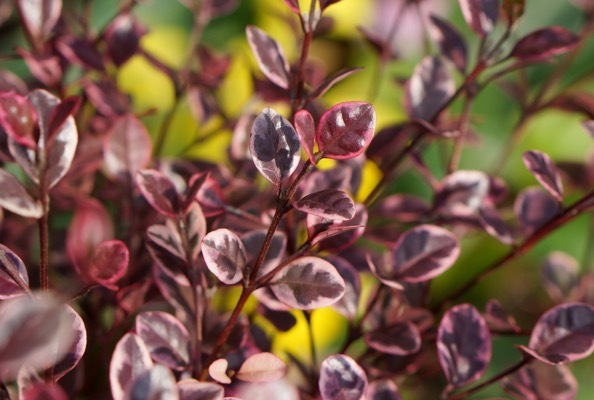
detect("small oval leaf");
top-left (109, 333), bottom-right (153, 400)
top-left (294, 189), bottom-right (355, 221)
top-left (246, 26), bottom-right (291, 89)
top-left (52, 305), bottom-right (87, 381)
top-left (522, 150), bottom-right (564, 201)
top-left (428, 15), bottom-right (468, 73)
top-left (367, 380), bottom-right (401, 400)
top-left (104, 115), bottom-right (152, 179)
top-left (541, 252), bottom-right (580, 303)
top-left (209, 358), bottom-right (231, 384)
top-left (270, 256), bottom-right (345, 310)
top-left (85, 240), bottom-right (129, 290)
top-left (458, 0), bottom-right (499, 36)
top-left (510, 27), bottom-right (580, 62)
top-left (514, 187), bottom-right (559, 235)
top-left (202, 229), bottom-right (246, 285)
top-left (0, 244), bottom-right (29, 299)
top-left (478, 204), bottom-right (515, 245)
top-left (434, 170), bottom-right (490, 216)
top-left (125, 364), bottom-right (178, 400)
top-left (0, 170), bottom-right (42, 219)
top-left (406, 56), bottom-right (455, 121)
top-left (17, 0), bottom-right (62, 41)
top-left (177, 379), bottom-right (224, 400)
top-left (364, 322), bottom-right (421, 356)
top-left (236, 352), bottom-right (287, 383)
top-left (319, 355), bottom-right (367, 400)
top-left (136, 169), bottom-right (181, 217)
top-left (501, 363), bottom-right (577, 400)
top-left (294, 109), bottom-right (316, 164)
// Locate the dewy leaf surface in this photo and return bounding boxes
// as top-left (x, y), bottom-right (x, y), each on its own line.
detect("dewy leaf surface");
top-left (246, 26), bottom-right (291, 89)
top-left (250, 107), bottom-right (301, 185)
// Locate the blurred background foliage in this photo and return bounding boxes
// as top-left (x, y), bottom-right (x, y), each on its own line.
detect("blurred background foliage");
top-left (4, 0), bottom-right (594, 398)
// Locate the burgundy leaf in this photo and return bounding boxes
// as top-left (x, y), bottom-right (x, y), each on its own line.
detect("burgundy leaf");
top-left (406, 56), bottom-right (455, 121)
top-left (17, 49), bottom-right (62, 87)
top-left (309, 67), bottom-right (363, 100)
top-left (104, 115), bottom-right (152, 179)
top-left (22, 383), bottom-right (68, 400)
top-left (125, 364), bottom-right (178, 400)
top-left (316, 102), bottom-right (376, 160)
top-left (522, 150), bottom-right (564, 201)
top-left (209, 358), bottom-right (231, 384)
top-left (55, 35), bottom-right (105, 71)
top-left (437, 304), bottom-right (492, 388)
top-left (250, 107), bottom-right (301, 185)
top-left (458, 0), bottom-right (499, 36)
top-left (364, 322), bottom-right (421, 356)
top-left (294, 109), bottom-right (316, 164)
top-left (136, 311), bottom-right (191, 371)
top-left (17, 0), bottom-right (62, 42)
top-left (84, 240), bottom-right (129, 290)
top-left (367, 380), bottom-right (401, 400)
top-left (510, 27), bottom-right (580, 62)
top-left (202, 229), bottom-right (246, 285)
top-left (246, 26), bottom-right (291, 89)
top-left (0, 170), bottom-right (42, 218)
top-left (514, 187), bottom-right (559, 235)
top-left (501, 363), bottom-right (577, 400)
top-left (236, 352), bottom-right (287, 382)
top-left (47, 96), bottom-right (81, 141)
top-left (428, 15), bottom-right (468, 73)
top-left (0, 69), bottom-right (27, 94)
top-left (270, 256), bottom-right (345, 310)
top-left (541, 252), bottom-right (580, 302)
top-left (325, 255), bottom-right (360, 320)
top-left (109, 333), bottom-right (153, 400)
top-left (320, 0), bottom-right (341, 9)
top-left (319, 355), bottom-right (367, 400)
top-left (518, 302), bottom-right (594, 364)
top-left (153, 263), bottom-right (194, 321)
top-left (183, 201), bottom-right (207, 263)
top-left (241, 230), bottom-right (286, 278)
top-left (104, 13), bottom-right (147, 66)
top-left (0, 243), bottom-right (29, 299)
top-left (478, 204), bottom-right (514, 245)
top-left (136, 169), bottom-right (182, 217)
top-left (0, 92), bottom-right (38, 148)
top-left (147, 221), bottom-right (185, 261)
top-left (311, 204), bottom-right (368, 252)
top-left (194, 174), bottom-right (226, 217)
top-left (294, 189), bottom-right (355, 221)
top-left (375, 194), bottom-right (430, 223)
top-left (177, 379), bottom-right (224, 400)
top-left (370, 225), bottom-right (459, 287)
top-left (434, 170), bottom-right (490, 216)
top-left (484, 299), bottom-right (520, 332)
top-left (52, 305), bottom-right (87, 381)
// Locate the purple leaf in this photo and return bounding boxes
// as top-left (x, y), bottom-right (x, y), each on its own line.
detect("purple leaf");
top-left (514, 187), bottom-right (559, 235)
top-left (320, 0), bottom-right (341, 9)
top-left (47, 95), bottom-right (80, 141)
top-left (22, 383), bottom-right (68, 400)
top-left (236, 352), bottom-right (287, 382)
top-left (104, 13), bottom-right (146, 66)
top-left (0, 170), bottom-right (42, 218)
top-left (183, 201), bottom-right (207, 263)
top-left (518, 302), bottom-right (594, 364)
top-left (510, 27), bottom-right (580, 62)
top-left (241, 230), bottom-right (286, 278)
top-left (153, 262), bottom-right (194, 320)
top-left (0, 92), bottom-right (38, 148)
top-left (52, 305), bottom-right (87, 381)
top-left (364, 322), bottom-right (421, 356)
top-left (406, 56), bottom-right (455, 121)
top-left (55, 35), bottom-right (105, 71)
top-left (316, 102), bottom-right (376, 160)
top-left (125, 364), bottom-right (178, 400)
top-left (104, 115), bottom-right (152, 179)
top-left (434, 170), bottom-right (490, 216)
top-left (147, 221), bottom-right (185, 260)
top-left (367, 380), bottom-right (401, 400)
top-left (246, 26), bottom-right (291, 89)
top-left (458, 0), bottom-right (499, 36)
top-left (109, 333), bottom-right (153, 400)
top-left (484, 299), bottom-right (520, 332)
top-left (17, 0), bottom-right (62, 42)
top-left (370, 225), bottom-right (460, 287)
top-left (522, 150), bottom-right (564, 201)
top-left (294, 189), bottom-right (355, 221)
top-left (309, 67), bottom-right (363, 100)
top-left (428, 15), bottom-right (468, 73)
top-left (17, 49), bottom-right (62, 87)
top-left (177, 379), bottom-right (224, 400)
top-left (0, 244), bottom-right (29, 299)
top-left (437, 304), bottom-right (492, 388)
top-left (136, 311), bottom-right (191, 371)
top-left (209, 358), bottom-right (231, 384)
top-left (375, 194), bottom-right (430, 223)
top-left (311, 204), bottom-right (368, 252)
top-left (501, 363), bottom-right (577, 400)
top-left (325, 255), bottom-right (360, 320)
top-left (194, 174), bottom-right (226, 217)
top-left (136, 169), bottom-right (182, 217)
top-left (319, 354), bottom-right (367, 400)
top-left (85, 240), bottom-right (129, 290)
top-left (541, 252), bottom-right (580, 302)
top-left (250, 107), bottom-right (301, 185)
top-left (294, 109), bottom-right (316, 164)
top-left (478, 204), bottom-right (515, 245)
top-left (270, 256), bottom-right (345, 310)
top-left (202, 228), bottom-right (246, 285)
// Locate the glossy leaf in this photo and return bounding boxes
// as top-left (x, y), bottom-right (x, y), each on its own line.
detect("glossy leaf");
top-left (522, 150), bottom-right (564, 201)
top-left (17, 0), bottom-right (62, 41)
top-left (202, 228), bottom-right (246, 285)
top-left (367, 380), bottom-right (401, 400)
top-left (136, 311), bottom-right (191, 371)
top-left (0, 170), bottom-right (42, 218)
top-left (136, 169), bottom-right (181, 217)
top-left (236, 352), bottom-right (287, 382)
top-left (250, 107), bottom-right (301, 185)
top-left (406, 56), bottom-right (455, 121)
top-left (147, 220), bottom-right (185, 260)
top-left (434, 170), bottom-right (490, 216)
top-left (0, 243), bottom-right (29, 299)
top-left (294, 109), bottom-right (316, 164)
top-left (510, 27), bottom-right (580, 62)
top-left (47, 95), bottom-right (80, 140)
top-left (541, 251), bottom-right (580, 302)
top-left (209, 358), bottom-right (231, 384)
top-left (370, 225), bottom-right (459, 286)
top-left (478, 204), bottom-right (514, 245)
top-left (364, 322), bottom-right (421, 356)
top-left (109, 333), bottom-right (153, 400)
top-left (182, 201), bottom-right (207, 263)
top-left (316, 102), bottom-right (376, 160)
top-left (294, 189), bottom-right (355, 221)
top-left (241, 230), bottom-right (286, 278)
top-left (270, 256), bottom-right (345, 310)
top-left (518, 302), bottom-right (594, 364)
top-left (319, 355), bottom-right (367, 400)
top-left (125, 364), bottom-right (178, 400)
top-left (309, 67), bottom-right (363, 100)
top-left (514, 187), bottom-right (559, 235)
top-left (311, 205), bottom-right (368, 252)
top-left (501, 363), bottom-right (577, 400)
top-left (104, 115), bottom-right (152, 179)
top-left (0, 92), bottom-right (37, 148)
top-left (177, 379), bottom-right (224, 400)
top-left (194, 174), bottom-right (226, 217)
top-left (84, 240), bottom-right (129, 290)
top-left (246, 26), bottom-right (291, 89)
top-left (458, 0), bottom-right (499, 36)
top-left (437, 304), bottom-right (492, 388)
top-left (52, 306), bottom-right (87, 381)
top-left (428, 15), bottom-right (468, 73)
